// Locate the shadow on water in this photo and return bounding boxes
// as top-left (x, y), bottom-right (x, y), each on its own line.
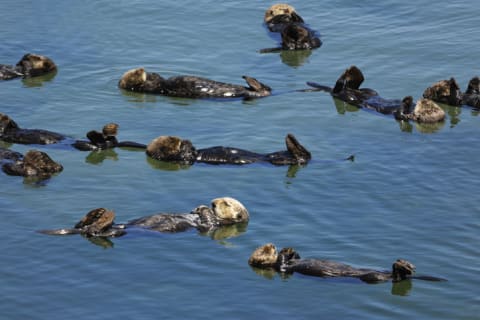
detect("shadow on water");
top-left (249, 265), bottom-right (414, 296)
top-left (72, 221), bottom-right (249, 249)
top-left (21, 70), bottom-right (58, 88)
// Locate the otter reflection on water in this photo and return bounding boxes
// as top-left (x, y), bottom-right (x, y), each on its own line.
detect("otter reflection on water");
top-left (249, 243), bottom-right (447, 287)
top-left (0, 54), bottom-right (57, 81)
top-left (118, 67), bottom-right (271, 99)
top-left (307, 65), bottom-right (446, 124)
top-left (39, 197), bottom-right (249, 247)
top-left (261, 4), bottom-right (321, 54)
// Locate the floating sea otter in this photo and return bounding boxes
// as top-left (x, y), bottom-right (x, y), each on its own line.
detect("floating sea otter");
top-left (261, 4), bottom-right (321, 53)
top-left (118, 68), bottom-right (271, 99)
top-left (306, 65), bottom-right (445, 123)
top-left (0, 113), bottom-right (144, 150)
top-left (39, 197), bottom-right (249, 240)
top-left (423, 76), bottom-right (480, 108)
top-left (249, 243), bottom-right (447, 284)
top-left (145, 134), bottom-right (312, 165)
top-left (0, 147), bottom-right (63, 179)
top-left (0, 53), bottom-right (56, 80)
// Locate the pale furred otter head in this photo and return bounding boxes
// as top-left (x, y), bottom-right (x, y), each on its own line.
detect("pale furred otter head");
top-left (0, 113), bottom-right (19, 134)
top-left (146, 135), bottom-right (197, 164)
top-left (118, 68), bottom-right (147, 90)
top-left (248, 243), bottom-right (279, 267)
top-left (264, 4), bottom-right (299, 23)
top-left (412, 98), bottom-right (445, 123)
top-left (423, 77), bottom-right (462, 106)
top-left (16, 53), bottom-right (56, 77)
top-left (102, 123), bottom-right (119, 137)
top-left (211, 197), bottom-right (249, 224)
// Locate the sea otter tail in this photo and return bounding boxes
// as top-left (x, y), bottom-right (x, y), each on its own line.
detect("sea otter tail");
top-left (304, 82), bottom-right (333, 93)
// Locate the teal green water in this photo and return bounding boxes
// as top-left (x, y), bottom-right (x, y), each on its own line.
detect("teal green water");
top-left (1, 1), bottom-right (479, 319)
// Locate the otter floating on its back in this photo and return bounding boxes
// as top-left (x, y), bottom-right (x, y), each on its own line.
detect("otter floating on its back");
top-left (249, 243), bottom-right (447, 284)
top-left (0, 113), bottom-right (145, 150)
top-left (118, 67), bottom-right (271, 99)
top-left (39, 197), bottom-right (249, 239)
top-left (0, 53), bottom-right (56, 80)
top-left (306, 65), bottom-right (445, 123)
top-left (260, 4), bottom-right (321, 53)
top-left (145, 133), bottom-right (312, 166)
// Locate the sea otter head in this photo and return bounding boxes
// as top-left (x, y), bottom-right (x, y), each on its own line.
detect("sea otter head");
top-left (0, 113), bottom-right (19, 134)
top-left (102, 123), bottom-right (119, 137)
top-left (118, 68), bottom-right (147, 90)
top-left (211, 197), bottom-right (249, 224)
top-left (146, 135), bottom-right (197, 164)
top-left (412, 98), bottom-right (445, 123)
top-left (16, 53), bottom-right (56, 77)
top-left (264, 4), bottom-right (302, 24)
top-left (391, 259), bottom-right (416, 282)
top-left (248, 243), bottom-right (279, 268)
top-left (22, 150), bottom-right (63, 177)
top-left (423, 78), bottom-right (462, 106)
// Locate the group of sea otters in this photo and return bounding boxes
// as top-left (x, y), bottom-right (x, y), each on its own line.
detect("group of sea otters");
top-left (1, 4), bottom-right (460, 288)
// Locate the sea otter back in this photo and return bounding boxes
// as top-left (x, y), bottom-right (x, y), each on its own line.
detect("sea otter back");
top-left (164, 76), bottom-right (248, 98)
top-left (127, 213), bottom-right (199, 232)
top-left (2, 128), bottom-right (65, 145)
top-left (196, 146), bottom-right (262, 165)
top-left (290, 259), bottom-right (369, 278)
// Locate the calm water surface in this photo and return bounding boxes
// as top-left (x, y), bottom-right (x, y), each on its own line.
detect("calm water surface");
top-left (1, 1), bottom-right (479, 319)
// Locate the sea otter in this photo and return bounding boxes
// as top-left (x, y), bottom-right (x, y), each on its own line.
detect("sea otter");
top-left (0, 114), bottom-right (144, 150)
top-left (306, 65), bottom-right (445, 123)
top-left (0, 53), bottom-right (56, 80)
top-left (0, 148), bottom-right (63, 178)
top-left (248, 243), bottom-right (447, 283)
top-left (39, 197), bottom-right (249, 239)
top-left (261, 4), bottom-right (321, 53)
top-left (423, 76), bottom-right (480, 108)
top-left (145, 133), bottom-right (312, 165)
top-left (118, 68), bottom-right (271, 99)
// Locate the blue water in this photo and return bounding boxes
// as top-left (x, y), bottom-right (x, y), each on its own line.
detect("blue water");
top-left (1, 1), bottom-right (479, 319)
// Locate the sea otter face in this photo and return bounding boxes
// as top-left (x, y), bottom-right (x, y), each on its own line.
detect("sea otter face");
top-left (16, 53), bottom-right (56, 77)
top-left (146, 135), bottom-right (196, 164)
top-left (102, 123), bottom-right (119, 137)
top-left (118, 68), bottom-right (147, 90)
top-left (248, 243), bottom-right (278, 267)
top-left (413, 98), bottom-right (445, 123)
top-left (0, 113), bottom-right (19, 134)
top-left (211, 197), bottom-right (249, 223)
top-left (264, 4), bottom-right (297, 23)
